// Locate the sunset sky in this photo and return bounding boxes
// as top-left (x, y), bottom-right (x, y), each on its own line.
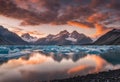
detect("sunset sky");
top-left (0, 15), bottom-right (95, 38)
top-left (0, 0), bottom-right (120, 38)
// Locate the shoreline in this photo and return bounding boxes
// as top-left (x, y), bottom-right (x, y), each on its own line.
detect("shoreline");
top-left (50, 69), bottom-right (120, 82)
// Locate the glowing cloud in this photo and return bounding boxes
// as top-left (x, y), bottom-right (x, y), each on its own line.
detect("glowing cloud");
top-left (92, 23), bottom-right (110, 38)
top-left (67, 21), bottom-right (93, 29)
top-left (67, 11), bottom-right (112, 38)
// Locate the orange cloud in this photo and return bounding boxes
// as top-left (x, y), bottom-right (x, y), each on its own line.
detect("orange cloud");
top-left (87, 13), bottom-right (111, 37)
top-left (95, 23), bottom-right (105, 35)
top-left (7, 27), bottom-right (45, 38)
top-left (7, 27), bottom-right (26, 36)
top-left (67, 20), bottom-right (111, 38)
top-left (28, 31), bottom-right (44, 36)
top-left (87, 13), bottom-right (108, 23)
top-left (92, 23), bottom-right (111, 38)
top-left (67, 21), bottom-right (93, 29)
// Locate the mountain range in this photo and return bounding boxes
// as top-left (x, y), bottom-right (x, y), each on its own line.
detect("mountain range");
top-left (0, 25), bottom-right (120, 45)
top-left (36, 30), bottom-right (92, 45)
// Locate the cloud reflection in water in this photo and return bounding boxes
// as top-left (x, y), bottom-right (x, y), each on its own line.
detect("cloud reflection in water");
top-left (0, 52), bottom-right (120, 82)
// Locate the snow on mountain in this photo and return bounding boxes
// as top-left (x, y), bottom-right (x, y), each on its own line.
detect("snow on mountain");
top-left (66, 36), bottom-right (77, 42)
top-left (36, 30), bottom-right (92, 45)
top-left (21, 33), bottom-right (38, 42)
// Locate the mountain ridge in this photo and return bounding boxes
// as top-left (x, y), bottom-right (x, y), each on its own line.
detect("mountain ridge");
top-left (36, 30), bottom-right (93, 45)
top-left (0, 25), bottom-right (120, 45)
top-left (93, 29), bottom-right (120, 45)
top-left (0, 26), bottom-right (28, 45)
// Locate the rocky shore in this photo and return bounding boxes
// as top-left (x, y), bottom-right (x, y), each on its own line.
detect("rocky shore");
top-left (50, 69), bottom-right (120, 82)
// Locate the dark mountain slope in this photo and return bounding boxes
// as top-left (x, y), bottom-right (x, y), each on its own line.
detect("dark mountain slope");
top-left (0, 26), bottom-right (28, 45)
top-left (93, 29), bottom-right (120, 45)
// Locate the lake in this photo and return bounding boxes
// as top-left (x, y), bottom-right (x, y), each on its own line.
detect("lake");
top-left (0, 45), bottom-right (120, 82)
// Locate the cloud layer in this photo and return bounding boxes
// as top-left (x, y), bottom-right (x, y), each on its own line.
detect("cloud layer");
top-left (0, 0), bottom-right (119, 26)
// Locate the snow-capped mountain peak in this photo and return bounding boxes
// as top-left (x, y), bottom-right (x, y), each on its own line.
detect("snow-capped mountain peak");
top-left (36, 30), bottom-right (93, 45)
top-left (59, 30), bottom-right (69, 35)
top-left (21, 33), bottom-right (38, 42)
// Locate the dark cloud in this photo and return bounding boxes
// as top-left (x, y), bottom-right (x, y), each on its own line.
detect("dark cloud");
top-left (90, 0), bottom-right (106, 8)
top-left (90, 0), bottom-right (120, 8)
top-left (0, 0), bottom-right (119, 26)
top-left (107, 0), bottom-right (120, 9)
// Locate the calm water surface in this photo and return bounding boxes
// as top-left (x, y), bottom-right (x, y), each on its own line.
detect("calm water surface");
top-left (0, 45), bottom-right (120, 82)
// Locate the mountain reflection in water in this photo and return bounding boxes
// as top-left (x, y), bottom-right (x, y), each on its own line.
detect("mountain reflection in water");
top-left (0, 46), bottom-right (120, 82)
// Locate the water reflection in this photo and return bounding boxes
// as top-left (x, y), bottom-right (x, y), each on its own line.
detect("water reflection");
top-left (0, 51), bottom-right (120, 82)
top-left (0, 46), bottom-right (120, 81)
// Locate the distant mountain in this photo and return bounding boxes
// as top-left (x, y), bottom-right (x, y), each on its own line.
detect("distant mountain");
top-left (21, 33), bottom-right (38, 43)
top-left (36, 30), bottom-right (92, 45)
top-left (93, 29), bottom-right (120, 45)
top-left (0, 26), bottom-right (28, 45)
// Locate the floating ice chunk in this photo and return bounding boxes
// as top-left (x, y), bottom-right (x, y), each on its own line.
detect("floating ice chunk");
top-left (0, 48), bottom-right (9, 54)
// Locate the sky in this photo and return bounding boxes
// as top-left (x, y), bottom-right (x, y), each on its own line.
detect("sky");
top-left (0, 15), bottom-right (95, 38)
top-left (0, 0), bottom-right (120, 38)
